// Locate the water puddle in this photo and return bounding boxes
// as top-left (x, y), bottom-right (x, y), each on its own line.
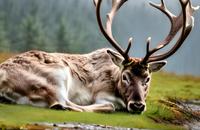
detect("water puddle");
top-left (160, 99), bottom-right (200, 130)
top-left (182, 100), bottom-right (200, 130)
top-left (25, 122), bottom-right (150, 130)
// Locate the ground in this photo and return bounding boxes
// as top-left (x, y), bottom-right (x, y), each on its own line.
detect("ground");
top-left (0, 53), bottom-right (199, 130)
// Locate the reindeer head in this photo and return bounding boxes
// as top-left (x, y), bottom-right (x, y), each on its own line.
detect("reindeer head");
top-left (94, 0), bottom-right (199, 114)
top-left (107, 49), bottom-right (166, 113)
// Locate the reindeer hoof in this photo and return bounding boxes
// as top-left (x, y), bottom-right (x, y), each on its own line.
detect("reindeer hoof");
top-left (50, 104), bottom-right (67, 110)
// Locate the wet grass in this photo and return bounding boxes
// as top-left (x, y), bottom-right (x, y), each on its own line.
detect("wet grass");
top-left (0, 54), bottom-right (200, 130)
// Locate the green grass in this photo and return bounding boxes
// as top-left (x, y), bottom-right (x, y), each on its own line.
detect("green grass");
top-left (0, 54), bottom-right (199, 129)
top-left (150, 72), bottom-right (200, 100)
top-left (0, 104), bottom-right (183, 130)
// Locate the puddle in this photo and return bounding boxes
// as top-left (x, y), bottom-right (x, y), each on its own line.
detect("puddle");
top-left (25, 122), bottom-right (150, 130)
top-left (186, 122), bottom-right (200, 130)
top-left (182, 100), bottom-right (200, 130)
top-left (183, 100), bottom-right (200, 112)
top-left (160, 99), bottom-right (200, 130)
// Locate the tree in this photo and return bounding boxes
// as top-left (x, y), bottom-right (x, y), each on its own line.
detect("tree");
top-left (19, 15), bottom-right (49, 51)
top-left (56, 18), bottom-right (72, 52)
top-left (0, 12), bottom-right (10, 52)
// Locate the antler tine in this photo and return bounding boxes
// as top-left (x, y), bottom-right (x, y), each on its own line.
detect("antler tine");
top-left (191, 4), bottom-right (200, 11)
top-left (93, 0), bottom-right (97, 6)
top-left (149, 0), bottom-right (176, 21)
top-left (141, 0), bottom-right (177, 63)
top-left (106, 0), bottom-right (127, 38)
top-left (94, 0), bottom-right (132, 62)
top-left (142, 0), bottom-right (198, 63)
top-left (125, 37), bottom-right (133, 54)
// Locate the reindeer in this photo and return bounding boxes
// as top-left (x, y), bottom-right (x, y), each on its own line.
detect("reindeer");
top-left (0, 0), bottom-right (198, 114)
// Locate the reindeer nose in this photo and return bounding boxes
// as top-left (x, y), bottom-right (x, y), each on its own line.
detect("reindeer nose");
top-left (128, 101), bottom-right (145, 113)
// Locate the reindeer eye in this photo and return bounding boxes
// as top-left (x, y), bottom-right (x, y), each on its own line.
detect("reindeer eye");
top-left (145, 77), bottom-right (150, 83)
top-left (122, 75), bottom-right (127, 81)
top-left (122, 72), bottom-right (131, 85)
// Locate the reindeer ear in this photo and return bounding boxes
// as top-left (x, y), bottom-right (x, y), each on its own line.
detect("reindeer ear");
top-left (149, 61), bottom-right (167, 72)
top-left (107, 50), bottom-right (124, 67)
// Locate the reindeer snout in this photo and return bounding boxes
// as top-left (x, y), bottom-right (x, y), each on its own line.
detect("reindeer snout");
top-left (128, 101), bottom-right (145, 114)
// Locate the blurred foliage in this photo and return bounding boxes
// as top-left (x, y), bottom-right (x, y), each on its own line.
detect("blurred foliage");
top-left (0, 0), bottom-right (106, 53)
top-left (56, 18), bottom-right (71, 52)
top-left (18, 15), bottom-right (49, 51)
top-left (0, 12), bottom-right (10, 52)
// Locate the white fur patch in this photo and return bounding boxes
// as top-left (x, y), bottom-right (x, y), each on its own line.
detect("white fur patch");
top-left (17, 97), bottom-right (30, 105)
top-left (95, 92), bottom-right (126, 110)
top-left (17, 96), bottom-right (47, 107)
top-left (0, 70), bottom-right (7, 85)
top-left (68, 84), bottom-right (93, 105)
top-left (66, 68), bottom-right (93, 105)
top-left (50, 67), bottom-right (69, 104)
top-left (47, 66), bottom-right (93, 106)
top-left (31, 101), bottom-right (48, 108)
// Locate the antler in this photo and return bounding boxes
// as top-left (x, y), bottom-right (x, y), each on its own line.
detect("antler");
top-left (94, 0), bottom-right (133, 62)
top-left (142, 0), bottom-right (199, 64)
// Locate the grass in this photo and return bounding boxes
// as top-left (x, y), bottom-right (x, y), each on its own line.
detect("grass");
top-left (0, 104), bottom-right (183, 130)
top-left (0, 53), bottom-right (200, 130)
top-left (150, 72), bottom-right (200, 100)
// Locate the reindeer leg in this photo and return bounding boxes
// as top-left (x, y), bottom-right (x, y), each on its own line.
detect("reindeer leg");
top-left (82, 103), bottom-right (115, 113)
top-left (65, 99), bottom-right (115, 113)
top-left (0, 95), bottom-right (15, 104)
top-left (50, 102), bottom-right (83, 112)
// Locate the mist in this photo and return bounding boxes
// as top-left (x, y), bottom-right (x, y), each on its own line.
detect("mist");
top-left (0, 0), bottom-right (199, 76)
